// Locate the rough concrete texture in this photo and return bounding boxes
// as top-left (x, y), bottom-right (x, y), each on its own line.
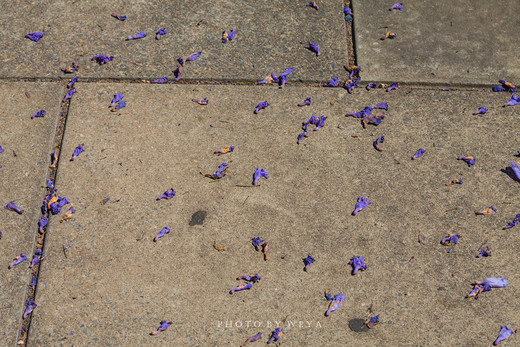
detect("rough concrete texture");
top-left (0, 82), bottom-right (62, 345)
top-left (1, 0), bottom-right (348, 82)
top-left (29, 83), bottom-right (520, 346)
top-left (353, 0), bottom-right (520, 85)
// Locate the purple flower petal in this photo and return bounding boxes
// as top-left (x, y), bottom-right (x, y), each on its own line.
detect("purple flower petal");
top-left (31, 110), bottom-right (46, 119)
top-left (9, 254), bottom-right (27, 269)
top-left (258, 75), bottom-right (274, 85)
top-left (390, 3), bottom-right (403, 11)
top-left (110, 93), bottom-right (124, 107)
top-left (498, 79), bottom-right (517, 93)
top-left (242, 333), bottom-right (262, 345)
top-left (366, 83), bottom-right (382, 90)
top-left (308, 42), bottom-right (321, 56)
top-left (441, 233), bottom-right (461, 245)
top-left (348, 256), bottom-right (367, 275)
top-left (325, 293), bottom-right (346, 316)
top-left (344, 6), bottom-right (353, 15)
top-left (493, 85), bottom-right (506, 92)
top-left (458, 156), bottom-right (476, 167)
top-left (323, 76), bottom-right (339, 87)
top-left (237, 274), bottom-right (261, 283)
top-left (71, 143), bottom-right (84, 161)
top-left (214, 145), bottom-right (234, 154)
top-left (494, 326), bottom-right (515, 345)
top-left (297, 132), bottom-right (307, 145)
top-left (252, 237), bottom-right (264, 251)
top-left (374, 102), bottom-right (388, 110)
top-left (61, 62), bottom-right (79, 74)
top-left (192, 98), bottom-right (209, 105)
top-left (366, 315), bottom-right (380, 329)
top-left (267, 328), bottom-right (285, 344)
top-left (503, 213), bottom-right (520, 229)
top-left (172, 66), bottom-right (183, 83)
top-left (156, 188), bottom-right (176, 200)
top-left (205, 163), bottom-right (228, 179)
top-left (4, 201), bottom-right (23, 214)
top-left (298, 97), bottom-right (312, 106)
top-left (352, 197), bottom-right (371, 215)
top-left (92, 55), bottom-right (114, 65)
top-left (186, 51), bottom-right (202, 62)
top-left (230, 282), bottom-right (253, 294)
top-left (344, 77), bottom-right (360, 93)
top-left (381, 32), bottom-right (397, 40)
top-left (262, 242), bottom-right (270, 261)
top-left (67, 76), bottom-right (79, 88)
top-left (254, 101), bottom-right (270, 114)
top-left (155, 28), bottom-right (167, 40)
top-left (386, 82), bottom-right (399, 91)
top-left (154, 227), bottom-right (171, 242)
top-left (504, 94), bottom-right (520, 107)
top-left (477, 247), bottom-right (491, 258)
top-left (111, 14), bottom-right (127, 21)
top-left (478, 277), bottom-right (509, 288)
top-left (412, 148), bottom-right (425, 159)
top-left (23, 301), bottom-right (37, 319)
top-left (152, 77), bottom-right (169, 84)
top-left (472, 107), bottom-right (488, 115)
top-left (25, 32), bottom-right (45, 42)
top-left (303, 254), bottom-right (315, 272)
top-left (475, 206), bottom-right (497, 215)
top-left (127, 31), bottom-right (147, 40)
top-left (373, 136), bottom-right (385, 151)
top-left (253, 168), bottom-right (269, 185)
top-left (222, 28), bottom-right (236, 43)
top-left (63, 87), bottom-right (77, 102)
top-left (112, 100), bottom-right (126, 111)
top-left (38, 218), bottom-right (48, 233)
top-left (150, 321), bottom-right (173, 335)
top-left (307, 1), bottom-right (319, 10)
top-left (511, 161), bottom-right (520, 181)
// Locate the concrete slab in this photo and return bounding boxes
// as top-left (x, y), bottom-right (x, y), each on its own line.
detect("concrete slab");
top-left (29, 83), bottom-right (520, 345)
top-left (0, 82), bottom-right (62, 345)
top-left (0, 0), bottom-right (348, 82)
top-left (353, 0), bottom-right (520, 85)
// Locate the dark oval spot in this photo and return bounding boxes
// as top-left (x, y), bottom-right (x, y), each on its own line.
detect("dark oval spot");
top-left (349, 318), bottom-right (369, 332)
top-left (189, 210), bottom-right (207, 226)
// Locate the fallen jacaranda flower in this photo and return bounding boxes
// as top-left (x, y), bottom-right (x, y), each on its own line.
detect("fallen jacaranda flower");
top-left (230, 282), bottom-right (253, 294)
top-left (9, 254), bottom-right (27, 269)
top-left (458, 156), bottom-right (476, 167)
top-left (349, 256), bottom-right (367, 275)
top-left (344, 77), bottom-right (360, 93)
top-left (267, 67), bottom-right (294, 88)
top-left (30, 245), bottom-right (43, 268)
top-left (61, 62), bottom-right (79, 74)
top-left (92, 55), bottom-right (114, 65)
top-left (252, 168), bottom-right (269, 185)
top-left (0, 146), bottom-right (4, 153)
top-left (373, 136), bottom-right (385, 151)
top-left (186, 51), bottom-right (202, 62)
top-left (152, 77), bottom-right (169, 84)
top-left (386, 82), bottom-right (399, 91)
top-left (315, 116), bottom-right (327, 130)
top-left (38, 218), bottom-right (48, 233)
top-left (71, 144), bottom-right (84, 161)
top-left (254, 101), bottom-right (270, 114)
top-left (150, 321), bottom-right (173, 335)
top-left (412, 148), bottom-right (425, 159)
top-left (466, 277), bottom-right (508, 299)
top-left (127, 31), bottom-right (147, 40)
top-left (237, 274), bottom-right (261, 283)
top-left (156, 28), bottom-right (167, 40)
top-left (258, 75), bottom-right (274, 85)
top-left (111, 14), bottom-right (127, 21)
top-left (222, 28), bottom-right (236, 43)
top-left (59, 207), bottom-right (76, 223)
top-left (323, 77), bottom-right (339, 87)
top-left (493, 85), bottom-right (506, 92)
top-left (473, 107), bottom-right (488, 115)
top-left (504, 94), bottom-right (520, 107)
top-left (503, 213), bottom-right (520, 229)
top-left (298, 97), bottom-right (312, 106)
top-left (494, 326), bottom-right (516, 346)
top-left (303, 254), bottom-right (315, 272)
top-left (63, 87), bottom-right (76, 102)
top-left (192, 98), bottom-right (208, 105)
top-left (352, 197), bottom-right (371, 215)
top-left (325, 291), bottom-right (346, 316)
top-left (252, 237), bottom-right (264, 251)
top-left (374, 102), bottom-right (388, 110)
top-left (110, 93), bottom-right (124, 107)
top-left (25, 32), bottom-right (45, 42)
top-left (205, 163), bottom-right (228, 180)
top-left (366, 315), bottom-right (380, 328)
top-left (477, 247), bottom-right (491, 258)
top-left (31, 110), bottom-right (45, 119)
top-left (23, 301), bottom-right (37, 319)
top-left (172, 66), bottom-right (183, 83)
top-left (241, 332), bottom-right (262, 346)
top-left (344, 6), bottom-right (353, 15)
top-left (475, 206), bottom-right (497, 215)
top-left (304, 115), bottom-right (320, 126)
top-left (157, 188), bottom-right (176, 200)
top-left (67, 76), bottom-right (78, 88)
top-left (309, 42), bottom-right (321, 56)
top-left (366, 82), bottom-right (382, 90)
top-left (297, 132), bottom-right (307, 144)
top-left (347, 106), bottom-right (373, 118)
top-left (4, 201), bottom-right (23, 214)
top-left (381, 32), bottom-right (397, 40)
top-left (45, 179), bottom-right (54, 189)
top-left (111, 100), bottom-right (126, 111)
top-left (511, 161), bottom-right (520, 181)
top-left (214, 146), bottom-right (234, 155)
top-left (441, 233), bottom-right (461, 245)
top-left (154, 227), bottom-right (171, 242)
top-left (498, 79), bottom-right (517, 93)
top-left (267, 328), bottom-right (284, 344)
top-left (390, 3), bottom-right (403, 11)
top-left (307, 1), bottom-right (319, 10)
top-left (262, 242), bottom-right (270, 261)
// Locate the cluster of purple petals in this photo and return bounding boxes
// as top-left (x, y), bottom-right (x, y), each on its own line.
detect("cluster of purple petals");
top-left (31, 110), bottom-right (45, 119)
top-left (92, 55), bottom-right (114, 65)
top-left (298, 115), bottom-right (327, 144)
top-left (466, 277), bottom-right (508, 299)
top-left (258, 67), bottom-right (294, 88)
top-left (492, 79), bottom-right (516, 93)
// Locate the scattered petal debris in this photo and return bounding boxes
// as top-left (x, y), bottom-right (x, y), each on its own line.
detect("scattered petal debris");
top-left (493, 79), bottom-right (517, 93)
top-left (110, 93), bottom-right (124, 107)
top-left (267, 328), bottom-right (285, 344)
top-left (386, 82), bottom-right (399, 91)
top-left (31, 110), bottom-right (46, 119)
top-left (230, 282), bottom-right (253, 294)
top-left (63, 87), bottom-right (77, 102)
top-left (307, 1), bottom-right (319, 10)
top-left (352, 197), bottom-right (371, 215)
top-left (445, 178), bottom-right (463, 186)
top-left (38, 218), bottom-right (48, 233)
top-left (381, 32), bottom-right (397, 40)
top-left (23, 301), bottom-right (37, 319)
top-left (156, 188), bottom-right (176, 200)
top-left (214, 146), bottom-right (234, 155)
top-left (222, 28), bottom-right (236, 43)
top-left (91, 55), bottom-right (114, 65)
top-left (25, 32), bottom-right (45, 42)
top-left (204, 163), bottom-right (229, 180)
top-left (504, 94), bottom-right (520, 107)
top-left (390, 3), bottom-right (403, 11)
top-left (472, 107), bottom-right (488, 115)
top-left (150, 321), bottom-right (173, 335)
top-left (503, 213), bottom-right (520, 229)
top-left (373, 136), bottom-right (385, 151)
top-left (441, 233), bottom-right (461, 245)
top-left (127, 31), bottom-right (147, 40)
top-left (262, 242), bottom-right (270, 261)
top-left (323, 77), bottom-right (339, 87)
top-left (493, 326), bottom-right (516, 346)
top-left (9, 253), bottom-right (27, 269)
top-left (4, 201), bottom-right (24, 214)
top-left (61, 62), bottom-right (79, 73)
top-left (241, 332), bottom-right (262, 346)
top-left (111, 14), bottom-right (127, 21)
top-left (477, 247), bottom-right (491, 258)
top-left (324, 290), bottom-right (346, 316)
top-left (252, 237), bottom-right (264, 251)
top-left (252, 168), bottom-right (269, 185)
top-left (59, 207), bottom-right (76, 222)
top-left (237, 274), bottom-right (261, 283)
top-left (365, 315), bottom-right (380, 328)
top-left (511, 161), bottom-right (520, 181)
top-left (258, 67), bottom-right (294, 88)
top-left (192, 98), bottom-right (208, 105)
top-left (466, 277), bottom-right (508, 299)
top-left (151, 77), bottom-right (169, 84)
top-left (475, 206), bottom-right (497, 215)
top-left (68, 76), bottom-right (79, 88)
top-left (366, 82), bottom-right (383, 90)
top-left (154, 227), bottom-right (171, 242)
top-left (298, 97), bottom-right (312, 106)
top-left (349, 256), bottom-right (368, 275)
top-left (458, 156), bottom-right (475, 167)
top-left (303, 254), bottom-right (315, 272)
top-left (111, 100), bottom-right (126, 111)
top-left (213, 240), bottom-right (227, 251)
top-left (156, 28), bottom-right (167, 40)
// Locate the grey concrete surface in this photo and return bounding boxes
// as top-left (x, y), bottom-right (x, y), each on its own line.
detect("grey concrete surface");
top-left (0, 82), bottom-right (62, 346)
top-left (353, 0), bottom-right (520, 85)
top-left (29, 83), bottom-right (520, 346)
top-left (1, 0), bottom-right (348, 82)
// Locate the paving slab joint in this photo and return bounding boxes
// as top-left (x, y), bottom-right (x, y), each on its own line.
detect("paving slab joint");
top-left (345, 0), bottom-right (357, 67)
top-left (16, 82), bottom-right (73, 346)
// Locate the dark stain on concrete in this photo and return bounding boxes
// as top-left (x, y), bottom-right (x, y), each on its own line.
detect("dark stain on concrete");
top-left (189, 210), bottom-right (207, 226)
top-left (349, 318), bottom-right (369, 332)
